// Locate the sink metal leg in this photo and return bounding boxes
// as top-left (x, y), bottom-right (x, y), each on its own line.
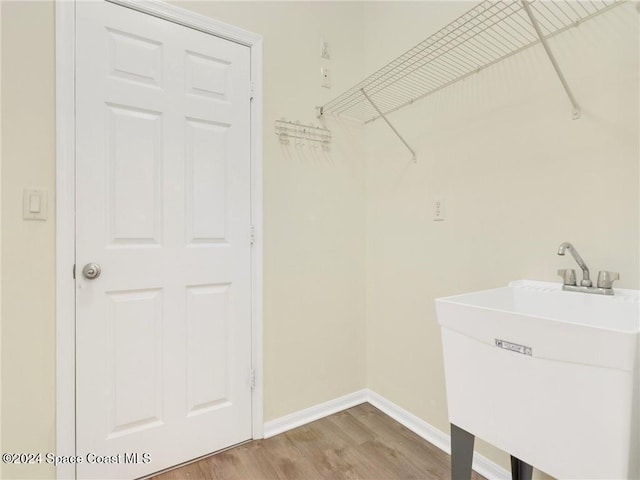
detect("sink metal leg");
top-left (510, 456), bottom-right (533, 480)
top-left (451, 424), bottom-right (475, 480)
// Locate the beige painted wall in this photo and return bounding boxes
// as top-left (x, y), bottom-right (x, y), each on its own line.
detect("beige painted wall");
top-left (1, 1), bottom-right (366, 479)
top-left (0, 0), bottom-right (3, 465)
top-left (1, 2), bottom-right (57, 479)
top-left (363, 2), bottom-right (639, 478)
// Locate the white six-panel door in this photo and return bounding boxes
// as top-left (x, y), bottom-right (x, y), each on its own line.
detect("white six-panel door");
top-left (75, 2), bottom-right (252, 478)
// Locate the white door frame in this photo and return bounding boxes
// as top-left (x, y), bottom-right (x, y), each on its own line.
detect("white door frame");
top-left (55, 2), bottom-right (263, 478)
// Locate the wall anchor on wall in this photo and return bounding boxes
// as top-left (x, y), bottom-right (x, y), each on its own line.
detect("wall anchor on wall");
top-left (275, 118), bottom-right (331, 151)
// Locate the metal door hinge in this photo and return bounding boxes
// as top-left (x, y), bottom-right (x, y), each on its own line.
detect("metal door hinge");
top-left (250, 369), bottom-right (256, 390)
top-left (250, 225), bottom-right (256, 245)
top-left (72, 264), bottom-right (76, 279)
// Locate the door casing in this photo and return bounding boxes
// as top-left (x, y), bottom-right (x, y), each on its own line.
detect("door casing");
top-left (55, 2), bottom-right (264, 478)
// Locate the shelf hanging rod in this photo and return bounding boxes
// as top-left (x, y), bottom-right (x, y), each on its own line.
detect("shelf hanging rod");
top-left (521, 0), bottom-right (580, 120)
top-left (361, 89), bottom-right (417, 163)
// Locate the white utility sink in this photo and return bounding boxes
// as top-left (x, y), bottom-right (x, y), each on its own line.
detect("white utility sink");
top-left (436, 280), bottom-right (640, 480)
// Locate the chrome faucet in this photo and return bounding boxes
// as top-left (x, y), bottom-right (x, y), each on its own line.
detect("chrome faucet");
top-left (557, 242), bottom-right (592, 286)
top-left (556, 242), bottom-right (619, 295)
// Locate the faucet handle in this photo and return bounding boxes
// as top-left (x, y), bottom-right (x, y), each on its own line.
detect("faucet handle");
top-left (557, 269), bottom-right (577, 286)
top-left (597, 271), bottom-right (619, 289)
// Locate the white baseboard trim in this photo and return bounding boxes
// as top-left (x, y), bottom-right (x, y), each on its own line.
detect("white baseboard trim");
top-left (366, 390), bottom-right (451, 454)
top-left (367, 390), bottom-right (510, 480)
top-left (263, 388), bottom-right (510, 480)
top-left (263, 389), bottom-right (369, 438)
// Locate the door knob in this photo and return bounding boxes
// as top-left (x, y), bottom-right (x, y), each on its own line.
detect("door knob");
top-left (82, 263), bottom-right (102, 280)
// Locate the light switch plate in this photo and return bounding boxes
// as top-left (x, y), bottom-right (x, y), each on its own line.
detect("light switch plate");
top-left (320, 39), bottom-right (330, 59)
top-left (23, 188), bottom-right (47, 221)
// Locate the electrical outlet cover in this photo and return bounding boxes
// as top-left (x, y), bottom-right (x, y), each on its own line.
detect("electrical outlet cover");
top-left (433, 198), bottom-right (445, 221)
top-left (321, 66), bottom-right (331, 89)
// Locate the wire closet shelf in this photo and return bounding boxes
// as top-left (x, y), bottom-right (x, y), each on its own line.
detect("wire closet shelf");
top-left (320, 0), bottom-right (624, 124)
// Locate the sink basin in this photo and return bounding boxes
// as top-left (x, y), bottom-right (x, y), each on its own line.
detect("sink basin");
top-left (436, 280), bottom-right (639, 479)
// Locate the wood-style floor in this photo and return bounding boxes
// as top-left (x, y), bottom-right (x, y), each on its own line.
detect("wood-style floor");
top-left (149, 403), bottom-right (487, 480)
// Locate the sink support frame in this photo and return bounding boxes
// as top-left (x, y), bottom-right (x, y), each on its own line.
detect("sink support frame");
top-left (451, 424), bottom-right (475, 479)
top-left (511, 455), bottom-right (534, 480)
top-left (450, 423), bottom-right (534, 480)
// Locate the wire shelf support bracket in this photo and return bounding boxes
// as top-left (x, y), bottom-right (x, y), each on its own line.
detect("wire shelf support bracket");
top-left (361, 89), bottom-right (417, 163)
top-left (521, 0), bottom-right (580, 119)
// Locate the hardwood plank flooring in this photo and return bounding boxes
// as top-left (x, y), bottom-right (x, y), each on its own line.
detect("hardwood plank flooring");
top-left (149, 403), bottom-right (487, 480)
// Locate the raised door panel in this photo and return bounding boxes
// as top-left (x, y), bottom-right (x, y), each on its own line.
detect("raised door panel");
top-left (106, 104), bottom-right (163, 246)
top-left (107, 28), bottom-right (164, 88)
top-left (106, 289), bottom-right (164, 438)
top-left (185, 119), bottom-right (229, 244)
top-left (186, 284), bottom-right (231, 416)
